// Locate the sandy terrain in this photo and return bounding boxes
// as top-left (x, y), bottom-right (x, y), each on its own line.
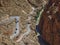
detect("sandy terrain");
top-left (0, 0), bottom-right (48, 45)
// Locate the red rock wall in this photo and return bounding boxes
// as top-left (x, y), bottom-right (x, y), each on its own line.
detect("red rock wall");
top-left (38, 0), bottom-right (60, 45)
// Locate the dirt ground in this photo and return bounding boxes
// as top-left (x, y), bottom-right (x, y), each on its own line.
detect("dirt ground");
top-left (0, 0), bottom-right (48, 45)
